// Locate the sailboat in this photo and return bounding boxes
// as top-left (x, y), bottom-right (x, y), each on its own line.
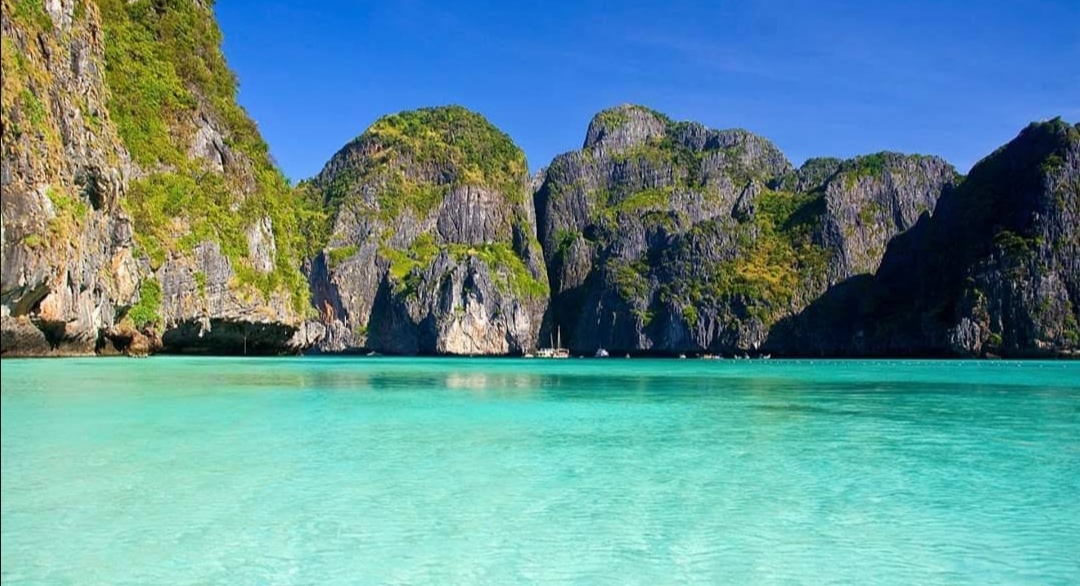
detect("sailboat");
top-left (537, 327), bottom-right (570, 358)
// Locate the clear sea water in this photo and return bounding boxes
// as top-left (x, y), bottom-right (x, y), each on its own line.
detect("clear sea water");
top-left (2, 357), bottom-right (1078, 585)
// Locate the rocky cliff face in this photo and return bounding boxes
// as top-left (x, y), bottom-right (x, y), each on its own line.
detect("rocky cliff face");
top-left (1, 3), bottom-right (1073, 359)
top-left (534, 105), bottom-right (956, 354)
top-left (1, 0), bottom-right (321, 356)
top-left (772, 119), bottom-right (1079, 357)
top-left (2, 0), bottom-right (137, 355)
top-left (308, 106), bottom-right (548, 355)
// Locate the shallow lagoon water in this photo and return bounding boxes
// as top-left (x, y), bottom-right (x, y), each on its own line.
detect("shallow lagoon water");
top-left (2, 357), bottom-right (1078, 584)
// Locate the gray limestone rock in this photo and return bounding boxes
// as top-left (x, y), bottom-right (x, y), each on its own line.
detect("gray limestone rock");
top-left (308, 106), bottom-right (548, 355)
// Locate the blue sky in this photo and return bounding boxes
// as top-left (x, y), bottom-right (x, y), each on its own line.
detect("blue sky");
top-left (215, 0), bottom-right (1079, 181)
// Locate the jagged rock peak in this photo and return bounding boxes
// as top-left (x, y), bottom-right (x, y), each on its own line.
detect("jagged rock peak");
top-left (583, 104), bottom-right (669, 151)
top-left (580, 104), bottom-right (793, 178)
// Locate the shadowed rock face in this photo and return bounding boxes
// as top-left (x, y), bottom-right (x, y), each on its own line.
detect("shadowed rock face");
top-left (770, 119), bottom-right (1079, 358)
top-left (309, 106), bottom-right (548, 355)
top-left (815, 153), bottom-right (956, 281)
top-left (534, 104), bottom-right (957, 355)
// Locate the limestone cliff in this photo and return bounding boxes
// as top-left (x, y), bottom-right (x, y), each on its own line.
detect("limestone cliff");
top-left (308, 106), bottom-right (548, 355)
top-left (1, 0), bottom-right (322, 355)
top-left (772, 119), bottom-right (1079, 357)
top-left (534, 105), bottom-right (956, 354)
top-left (1, 1), bottom-right (1073, 360)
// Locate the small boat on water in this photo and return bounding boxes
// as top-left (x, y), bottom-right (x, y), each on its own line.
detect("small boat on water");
top-left (595, 348), bottom-right (609, 358)
top-left (537, 327), bottom-right (570, 358)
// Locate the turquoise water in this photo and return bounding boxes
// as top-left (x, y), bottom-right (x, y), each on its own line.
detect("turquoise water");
top-left (2, 358), bottom-right (1079, 585)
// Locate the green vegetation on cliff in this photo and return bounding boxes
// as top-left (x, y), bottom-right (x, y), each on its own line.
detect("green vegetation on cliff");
top-left (96, 0), bottom-right (265, 167)
top-left (653, 189), bottom-right (829, 325)
top-left (382, 235), bottom-right (548, 300)
top-left (94, 0), bottom-right (326, 314)
top-left (128, 279), bottom-right (162, 329)
top-left (2, 0), bottom-right (65, 166)
top-left (323, 106), bottom-right (529, 219)
top-left (318, 105), bottom-right (547, 331)
top-left (711, 190), bottom-right (828, 318)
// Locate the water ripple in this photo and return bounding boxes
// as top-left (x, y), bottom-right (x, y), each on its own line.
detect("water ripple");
top-left (2, 358), bottom-right (1079, 584)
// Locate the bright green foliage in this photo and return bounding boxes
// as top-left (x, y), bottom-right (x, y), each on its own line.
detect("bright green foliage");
top-left (682, 305), bottom-right (698, 326)
top-left (409, 233), bottom-right (441, 264)
top-left (593, 105), bottom-right (671, 130)
top-left (611, 258), bottom-right (652, 301)
top-left (553, 229), bottom-right (578, 260)
top-left (96, 0), bottom-right (195, 166)
top-left (661, 189), bottom-right (829, 324)
top-left (46, 185), bottom-right (88, 220)
top-left (594, 108), bottom-right (630, 128)
top-left (95, 0), bottom-right (328, 315)
top-left (382, 248), bottom-right (423, 283)
top-left (128, 279), bottom-right (162, 329)
top-left (22, 233), bottom-right (46, 248)
top-left (11, 0), bottom-right (52, 29)
top-left (383, 236), bottom-right (548, 300)
top-left (96, 0), bottom-right (271, 167)
top-left (383, 233), bottom-right (440, 283)
top-left (327, 245), bottom-right (359, 268)
top-left (858, 201), bottom-right (884, 225)
top-left (20, 89), bottom-right (46, 129)
top-left (45, 185), bottom-right (89, 241)
top-left (718, 190), bottom-right (828, 314)
top-left (610, 187), bottom-right (675, 215)
top-left (0, 38), bottom-right (22, 115)
top-left (846, 153), bottom-right (893, 180)
top-left (841, 152), bottom-right (936, 187)
top-left (326, 106), bottom-right (529, 218)
top-left (454, 243), bottom-right (549, 299)
top-left (1, 20), bottom-right (58, 149)
top-left (322, 106), bottom-right (544, 304)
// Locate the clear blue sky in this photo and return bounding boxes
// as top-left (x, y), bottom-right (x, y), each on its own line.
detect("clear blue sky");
top-left (214, 0), bottom-right (1079, 181)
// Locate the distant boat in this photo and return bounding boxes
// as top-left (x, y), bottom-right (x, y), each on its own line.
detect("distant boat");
top-left (537, 327), bottom-right (570, 359)
top-left (678, 354), bottom-right (687, 359)
top-left (759, 354), bottom-right (772, 360)
top-left (595, 348), bottom-right (609, 358)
